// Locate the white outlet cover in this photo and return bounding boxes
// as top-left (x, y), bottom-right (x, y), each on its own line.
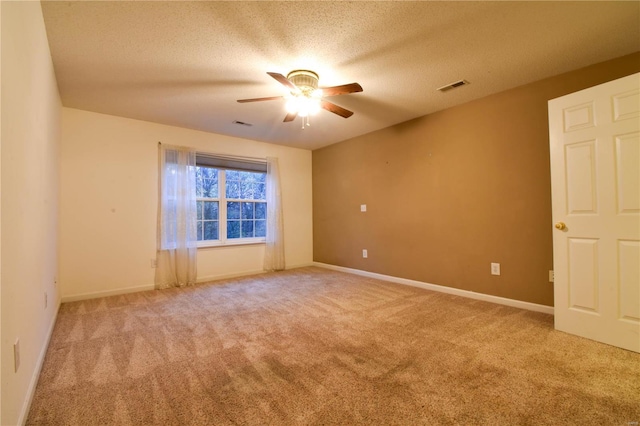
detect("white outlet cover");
top-left (360, 204), bottom-right (367, 212)
top-left (362, 249), bottom-right (368, 258)
top-left (491, 263), bottom-right (501, 275)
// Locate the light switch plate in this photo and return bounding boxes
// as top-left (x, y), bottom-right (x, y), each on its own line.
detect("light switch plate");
top-left (14, 339), bottom-right (20, 372)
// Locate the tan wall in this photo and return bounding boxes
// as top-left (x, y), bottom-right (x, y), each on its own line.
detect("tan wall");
top-left (1, 2), bottom-right (62, 424)
top-left (313, 52), bottom-right (640, 307)
top-left (60, 108), bottom-right (313, 301)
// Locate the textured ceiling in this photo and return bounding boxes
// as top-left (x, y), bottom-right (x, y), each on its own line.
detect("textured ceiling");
top-left (41, 1), bottom-right (640, 150)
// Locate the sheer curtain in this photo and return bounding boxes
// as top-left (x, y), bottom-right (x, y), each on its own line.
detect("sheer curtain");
top-left (155, 144), bottom-right (198, 289)
top-left (264, 156), bottom-right (285, 271)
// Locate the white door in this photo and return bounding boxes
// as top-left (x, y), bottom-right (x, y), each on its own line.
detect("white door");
top-left (549, 73), bottom-right (640, 353)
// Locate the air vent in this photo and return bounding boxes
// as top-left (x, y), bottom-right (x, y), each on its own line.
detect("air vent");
top-left (233, 120), bottom-right (253, 127)
top-left (437, 80), bottom-right (469, 92)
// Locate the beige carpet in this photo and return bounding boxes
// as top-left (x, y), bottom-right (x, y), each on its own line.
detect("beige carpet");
top-left (27, 267), bottom-right (639, 425)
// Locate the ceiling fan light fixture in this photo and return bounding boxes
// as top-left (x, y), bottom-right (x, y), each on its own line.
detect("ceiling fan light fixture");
top-left (284, 71), bottom-right (323, 119)
top-left (301, 96), bottom-right (321, 116)
top-left (285, 95), bottom-right (297, 114)
top-left (286, 95), bottom-right (320, 117)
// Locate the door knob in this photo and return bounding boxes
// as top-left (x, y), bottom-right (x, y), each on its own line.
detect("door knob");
top-left (555, 222), bottom-right (566, 230)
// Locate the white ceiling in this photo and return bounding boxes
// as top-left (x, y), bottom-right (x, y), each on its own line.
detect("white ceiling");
top-left (41, 1), bottom-right (640, 150)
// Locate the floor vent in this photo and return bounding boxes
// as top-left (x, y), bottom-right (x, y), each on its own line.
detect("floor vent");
top-left (437, 80), bottom-right (469, 92)
top-left (233, 120), bottom-right (253, 127)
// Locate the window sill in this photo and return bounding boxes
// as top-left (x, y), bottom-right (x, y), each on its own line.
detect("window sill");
top-left (197, 238), bottom-right (266, 249)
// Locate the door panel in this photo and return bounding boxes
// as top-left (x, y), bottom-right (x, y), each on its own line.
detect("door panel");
top-left (563, 102), bottom-right (595, 132)
top-left (618, 240), bottom-right (639, 322)
top-left (612, 88), bottom-right (640, 122)
top-left (615, 132), bottom-right (640, 213)
top-left (568, 238), bottom-right (599, 313)
top-left (565, 141), bottom-right (598, 214)
top-left (549, 72), bottom-right (640, 353)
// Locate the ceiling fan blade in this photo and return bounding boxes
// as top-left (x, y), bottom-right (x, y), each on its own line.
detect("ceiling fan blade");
top-left (283, 111), bottom-right (298, 122)
top-left (237, 96), bottom-right (283, 103)
top-left (321, 100), bottom-right (354, 118)
top-left (320, 83), bottom-right (363, 97)
top-left (267, 72), bottom-right (297, 91)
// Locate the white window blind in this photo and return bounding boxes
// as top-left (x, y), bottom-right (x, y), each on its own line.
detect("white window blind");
top-left (196, 154), bottom-right (267, 173)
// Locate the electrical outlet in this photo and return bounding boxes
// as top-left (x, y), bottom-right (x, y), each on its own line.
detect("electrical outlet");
top-left (360, 204), bottom-right (367, 212)
top-left (549, 270), bottom-right (554, 282)
top-left (44, 292), bottom-right (48, 309)
top-left (491, 263), bottom-right (501, 276)
top-left (151, 259), bottom-right (157, 268)
top-left (14, 339), bottom-right (20, 372)
top-left (362, 249), bottom-right (368, 258)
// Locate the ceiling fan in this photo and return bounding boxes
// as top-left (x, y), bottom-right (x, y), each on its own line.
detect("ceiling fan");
top-left (237, 70), bottom-right (363, 127)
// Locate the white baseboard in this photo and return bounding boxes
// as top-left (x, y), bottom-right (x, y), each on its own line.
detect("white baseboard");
top-left (313, 262), bottom-right (554, 315)
top-left (197, 269), bottom-right (266, 284)
top-left (61, 263), bottom-right (316, 302)
top-left (286, 262), bottom-right (315, 269)
top-left (61, 284), bottom-right (155, 303)
top-left (18, 301), bottom-right (61, 425)
top-left (197, 263), bottom-right (315, 284)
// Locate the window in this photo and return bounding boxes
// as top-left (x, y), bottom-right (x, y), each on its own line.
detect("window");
top-left (195, 167), bottom-right (220, 241)
top-left (225, 170), bottom-right (267, 239)
top-left (195, 154), bottom-right (267, 246)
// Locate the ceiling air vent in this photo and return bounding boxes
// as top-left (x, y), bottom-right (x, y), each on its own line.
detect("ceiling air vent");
top-left (437, 80), bottom-right (469, 92)
top-left (232, 120), bottom-right (253, 127)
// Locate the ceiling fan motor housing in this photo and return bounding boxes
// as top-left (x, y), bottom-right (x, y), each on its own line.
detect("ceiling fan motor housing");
top-left (287, 70), bottom-right (319, 95)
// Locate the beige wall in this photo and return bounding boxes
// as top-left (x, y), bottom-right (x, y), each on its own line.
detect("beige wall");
top-left (60, 108), bottom-right (313, 301)
top-left (313, 52), bottom-right (640, 307)
top-left (1, 2), bottom-right (62, 424)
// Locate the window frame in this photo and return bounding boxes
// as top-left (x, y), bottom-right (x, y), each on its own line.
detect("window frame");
top-left (195, 155), bottom-right (267, 248)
